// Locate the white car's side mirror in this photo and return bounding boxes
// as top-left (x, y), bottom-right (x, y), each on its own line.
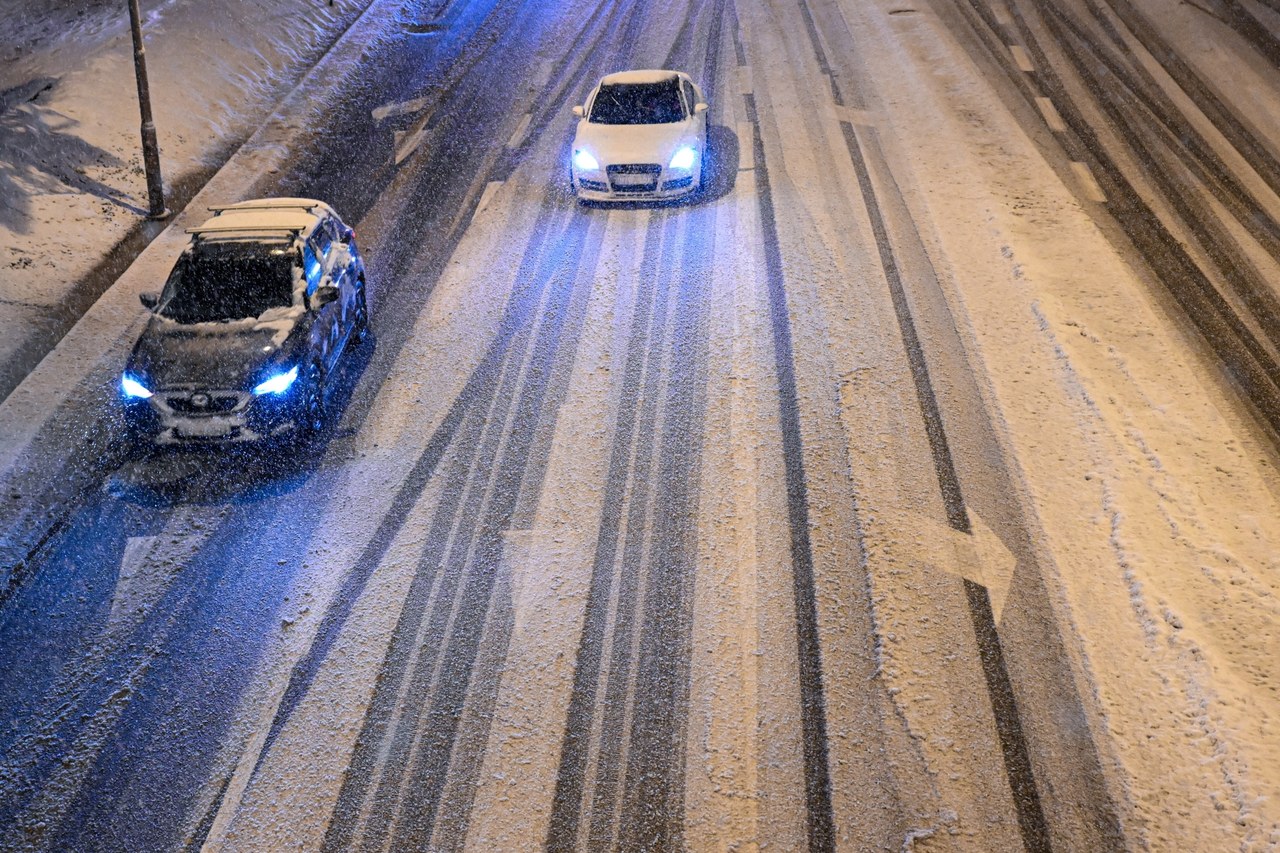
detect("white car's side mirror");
top-left (694, 102), bottom-right (708, 114)
top-left (572, 105), bottom-right (585, 118)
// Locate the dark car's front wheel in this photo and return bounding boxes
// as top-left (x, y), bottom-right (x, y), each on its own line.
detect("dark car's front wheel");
top-left (301, 361), bottom-right (328, 435)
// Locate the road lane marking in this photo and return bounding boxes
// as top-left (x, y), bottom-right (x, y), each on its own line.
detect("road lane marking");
top-left (472, 181), bottom-right (505, 223)
top-left (395, 128), bottom-right (425, 164)
top-left (506, 113), bottom-right (533, 149)
top-left (1009, 44), bottom-right (1034, 73)
top-left (4, 504), bottom-right (218, 842)
top-left (904, 512), bottom-right (1017, 622)
top-left (836, 105), bottom-right (876, 127)
top-left (737, 121), bottom-right (756, 170)
top-left (1071, 160), bottom-right (1107, 203)
top-left (109, 532), bottom-right (200, 628)
top-left (372, 96), bottom-right (430, 122)
top-left (1035, 96), bottom-right (1067, 133)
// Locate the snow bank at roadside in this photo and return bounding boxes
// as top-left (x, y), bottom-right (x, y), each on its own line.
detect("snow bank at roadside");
top-left (844, 1), bottom-right (1280, 847)
top-left (0, 0), bottom-right (370, 380)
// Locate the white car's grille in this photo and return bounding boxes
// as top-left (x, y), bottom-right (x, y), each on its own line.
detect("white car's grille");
top-left (607, 164), bottom-right (661, 193)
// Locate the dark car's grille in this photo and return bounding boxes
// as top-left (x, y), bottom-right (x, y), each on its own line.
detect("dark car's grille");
top-left (607, 163), bottom-right (661, 193)
top-left (166, 393), bottom-right (241, 414)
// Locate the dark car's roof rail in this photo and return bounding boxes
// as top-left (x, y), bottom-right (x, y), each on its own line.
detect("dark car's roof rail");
top-left (184, 225), bottom-right (303, 237)
top-left (205, 202), bottom-right (321, 215)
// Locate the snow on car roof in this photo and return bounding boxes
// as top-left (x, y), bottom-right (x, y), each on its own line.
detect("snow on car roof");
top-left (189, 198), bottom-right (330, 238)
top-left (599, 69), bottom-right (682, 86)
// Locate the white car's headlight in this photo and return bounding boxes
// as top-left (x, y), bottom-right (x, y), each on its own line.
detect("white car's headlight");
top-left (573, 149), bottom-right (600, 172)
top-left (669, 146), bottom-right (696, 170)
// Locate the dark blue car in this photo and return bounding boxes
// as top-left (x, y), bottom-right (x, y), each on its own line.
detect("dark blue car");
top-left (121, 198), bottom-right (369, 447)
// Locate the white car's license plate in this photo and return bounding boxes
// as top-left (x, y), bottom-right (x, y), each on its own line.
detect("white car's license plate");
top-left (612, 174), bottom-right (653, 186)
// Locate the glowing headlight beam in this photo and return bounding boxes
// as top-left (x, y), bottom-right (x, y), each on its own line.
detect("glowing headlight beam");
top-left (121, 373), bottom-right (153, 399)
top-left (573, 149), bottom-right (600, 172)
top-left (253, 365), bottom-right (299, 396)
top-left (669, 146), bottom-right (696, 170)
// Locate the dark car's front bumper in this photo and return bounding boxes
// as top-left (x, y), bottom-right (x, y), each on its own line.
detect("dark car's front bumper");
top-left (125, 387), bottom-right (302, 445)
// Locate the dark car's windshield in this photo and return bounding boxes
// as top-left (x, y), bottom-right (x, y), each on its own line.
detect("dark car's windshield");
top-left (157, 244), bottom-right (296, 324)
top-left (589, 80), bottom-right (685, 125)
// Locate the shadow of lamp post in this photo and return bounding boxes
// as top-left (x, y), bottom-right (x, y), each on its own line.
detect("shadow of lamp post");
top-left (128, 0), bottom-right (168, 219)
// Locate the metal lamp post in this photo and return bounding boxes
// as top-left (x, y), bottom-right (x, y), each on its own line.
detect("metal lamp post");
top-left (127, 0), bottom-right (168, 219)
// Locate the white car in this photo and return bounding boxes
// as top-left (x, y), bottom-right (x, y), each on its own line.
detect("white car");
top-left (570, 70), bottom-right (709, 203)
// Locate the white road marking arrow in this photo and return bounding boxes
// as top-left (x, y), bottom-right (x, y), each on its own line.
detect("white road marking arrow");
top-left (109, 509), bottom-right (211, 629)
top-left (904, 511), bottom-right (1017, 623)
top-left (471, 181), bottom-right (504, 224)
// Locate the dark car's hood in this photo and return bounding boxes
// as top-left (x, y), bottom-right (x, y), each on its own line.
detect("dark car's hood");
top-left (130, 307), bottom-right (306, 390)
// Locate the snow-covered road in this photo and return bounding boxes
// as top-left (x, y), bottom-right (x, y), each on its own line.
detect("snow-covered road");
top-left (1, 0), bottom-right (1278, 850)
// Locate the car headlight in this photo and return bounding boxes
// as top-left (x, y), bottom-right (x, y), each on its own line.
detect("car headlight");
top-left (573, 149), bottom-right (600, 172)
top-left (121, 373), bottom-right (153, 400)
top-left (669, 146), bottom-right (696, 170)
top-left (253, 365), bottom-right (299, 396)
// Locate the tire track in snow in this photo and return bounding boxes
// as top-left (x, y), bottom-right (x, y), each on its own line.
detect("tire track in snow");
top-left (544, 6), bottom-right (727, 848)
top-left (955, 0), bottom-right (1280, 436)
top-left (318, 190), bottom-right (599, 852)
top-left (731, 0), bottom-right (841, 844)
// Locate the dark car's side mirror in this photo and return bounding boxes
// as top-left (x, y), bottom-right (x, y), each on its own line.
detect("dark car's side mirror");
top-left (572, 105), bottom-right (585, 118)
top-left (311, 284), bottom-right (341, 309)
top-left (694, 102), bottom-right (708, 114)
top-left (139, 292), bottom-right (159, 310)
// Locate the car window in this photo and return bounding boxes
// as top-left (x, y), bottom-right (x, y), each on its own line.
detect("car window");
top-left (323, 216), bottom-right (343, 245)
top-left (157, 245), bottom-right (294, 324)
top-left (311, 227), bottom-right (332, 260)
top-left (682, 79), bottom-right (697, 112)
top-left (590, 80), bottom-right (686, 125)
top-left (303, 243), bottom-right (323, 294)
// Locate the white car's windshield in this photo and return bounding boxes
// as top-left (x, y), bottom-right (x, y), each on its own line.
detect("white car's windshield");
top-left (590, 80), bottom-right (685, 125)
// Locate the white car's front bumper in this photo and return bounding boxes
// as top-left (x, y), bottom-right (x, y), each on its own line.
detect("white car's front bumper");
top-left (573, 166), bottom-right (699, 202)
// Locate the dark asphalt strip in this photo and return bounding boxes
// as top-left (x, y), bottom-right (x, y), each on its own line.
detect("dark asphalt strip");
top-left (837, 110), bottom-right (1053, 853)
top-left (1095, 0), bottom-right (1280, 202)
top-left (319, 194), bottom-right (568, 849)
top-left (729, 5), bottom-right (839, 849)
top-left (742, 88), bottom-right (840, 853)
top-left (1069, 0), bottom-right (1280, 303)
top-left (616, 197), bottom-right (716, 853)
top-left (546, 7), bottom-right (728, 849)
top-left (249, 195), bottom-right (575, 792)
top-left (616, 9), bottom-right (725, 847)
top-left (1100, 0), bottom-right (1280, 202)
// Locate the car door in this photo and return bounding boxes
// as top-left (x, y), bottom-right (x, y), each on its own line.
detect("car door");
top-left (303, 235), bottom-right (340, 372)
top-left (324, 216), bottom-right (357, 335)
